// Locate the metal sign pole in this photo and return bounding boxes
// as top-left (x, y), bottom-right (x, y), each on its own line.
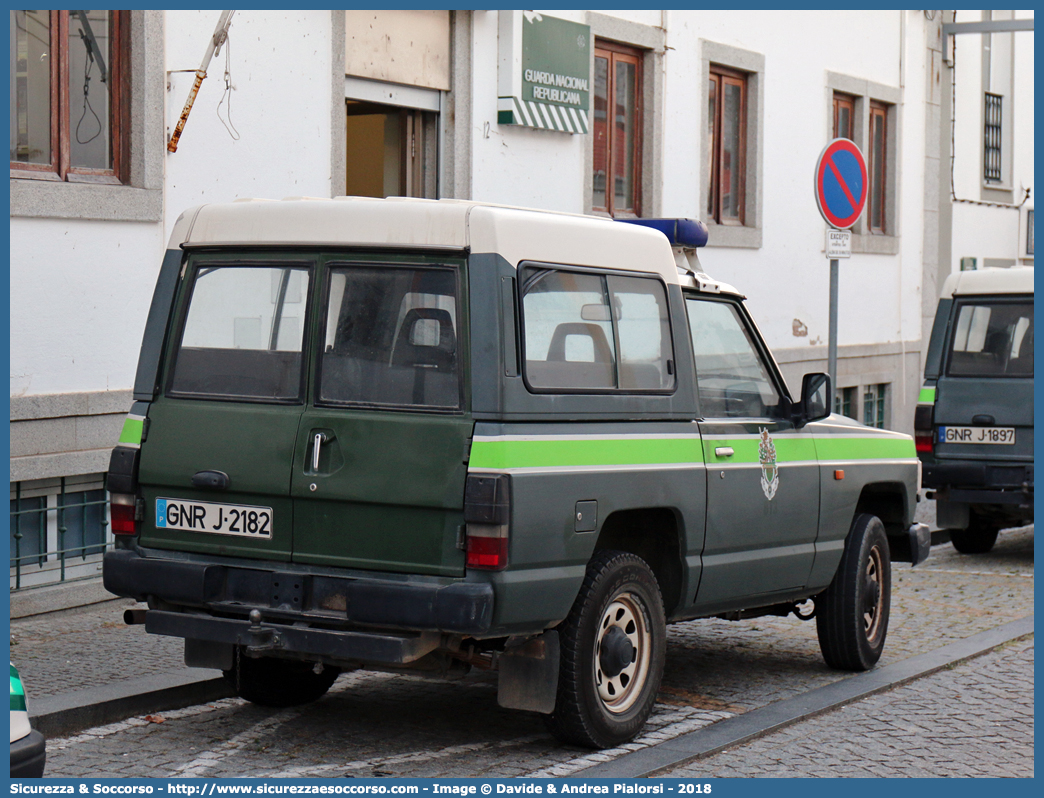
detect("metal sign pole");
top-left (828, 258), bottom-right (839, 399)
top-left (815, 139), bottom-right (867, 408)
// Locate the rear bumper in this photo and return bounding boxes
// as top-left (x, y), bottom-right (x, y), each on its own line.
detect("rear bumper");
top-left (10, 730), bottom-right (46, 778)
top-left (103, 548), bottom-right (494, 637)
top-left (922, 461), bottom-right (1033, 492)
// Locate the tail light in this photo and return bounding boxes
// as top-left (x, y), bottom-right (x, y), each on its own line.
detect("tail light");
top-left (464, 474), bottom-right (510, 571)
top-left (110, 493), bottom-right (139, 535)
top-left (914, 404), bottom-right (934, 454)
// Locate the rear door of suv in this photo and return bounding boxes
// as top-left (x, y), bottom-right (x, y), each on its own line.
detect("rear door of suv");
top-left (137, 253), bottom-right (314, 561)
top-left (934, 294), bottom-right (1034, 468)
top-left (289, 256), bottom-right (472, 577)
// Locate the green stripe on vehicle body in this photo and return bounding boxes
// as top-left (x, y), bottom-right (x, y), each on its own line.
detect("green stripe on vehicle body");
top-left (918, 387), bottom-right (936, 403)
top-left (118, 417), bottom-right (144, 446)
top-left (469, 437), bottom-right (705, 469)
top-left (814, 436), bottom-right (916, 460)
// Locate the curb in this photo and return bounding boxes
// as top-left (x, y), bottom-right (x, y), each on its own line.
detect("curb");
top-left (30, 668), bottom-right (235, 738)
top-left (575, 614), bottom-right (1034, 778)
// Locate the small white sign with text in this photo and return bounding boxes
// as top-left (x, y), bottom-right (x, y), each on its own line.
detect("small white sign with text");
top-left (826, 228), bottom-right (852, 259)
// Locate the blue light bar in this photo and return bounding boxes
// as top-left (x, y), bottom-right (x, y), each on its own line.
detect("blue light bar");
top-left (617, 218), bottom-right (709, 248)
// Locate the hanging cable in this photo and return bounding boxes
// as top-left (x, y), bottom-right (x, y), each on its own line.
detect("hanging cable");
top-left (75, 31), bottom-right (102, 145)
top-left (216, 31), bottom-right (240, 140)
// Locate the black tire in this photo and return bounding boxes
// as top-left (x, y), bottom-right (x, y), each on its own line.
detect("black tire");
top-left (224, 650), bottom-right (340, 708)
top-left (544, 550), bottom-right (666, 749)
top-left (816, 514), bottom-right (891, 671)
top-left (949, 513), bottom-right (1000, 554)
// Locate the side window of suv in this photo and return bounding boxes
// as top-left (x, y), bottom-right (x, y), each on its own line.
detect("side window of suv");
top-left (169, 263), bottom-right (311, 401)
top-left (686, 297), bottom-right (781, 418)
top-left (318, 265), bottom-right (462, 409)
top-left (520, 266), bottom-right (674, 392)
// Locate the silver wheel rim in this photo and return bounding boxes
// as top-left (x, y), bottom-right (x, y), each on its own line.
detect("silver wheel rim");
top-left (594, 592), bottom-right (651, 714)
top-left (862, 544), bottom-right (885, 642)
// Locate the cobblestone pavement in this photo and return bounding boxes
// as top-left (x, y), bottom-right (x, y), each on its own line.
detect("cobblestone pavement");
top-left (26, 522), bottom-right (1034, 778)
top-left (665, 636), bottom-right (1034, 778)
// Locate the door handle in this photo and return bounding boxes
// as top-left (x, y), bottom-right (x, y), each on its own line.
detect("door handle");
top-left (714, 447), bottom-right (734, 458)
top-left (312, 432), bottom-right (329, 472)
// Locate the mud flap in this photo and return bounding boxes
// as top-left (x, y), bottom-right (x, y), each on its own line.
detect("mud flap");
top-left (497, 630), bottom-right (559, 714)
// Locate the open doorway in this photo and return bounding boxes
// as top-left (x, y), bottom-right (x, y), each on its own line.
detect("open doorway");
top-left (346, 100), bottom-right (437, 198)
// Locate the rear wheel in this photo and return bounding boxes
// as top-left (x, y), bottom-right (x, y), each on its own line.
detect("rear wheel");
top-left (544, 550), bottom-right (666, 749)
top-left (949, 512), bottom-right (1000, 554)
top-left (224, 649), bottom-right (340, 707)
top-left (816, 514), bottom-right (891, 671)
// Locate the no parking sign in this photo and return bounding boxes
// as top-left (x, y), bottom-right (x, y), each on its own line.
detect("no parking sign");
top-left (814, 138), bottom-right (867, 230)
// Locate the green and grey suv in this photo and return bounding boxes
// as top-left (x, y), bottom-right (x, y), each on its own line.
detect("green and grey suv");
top-left (103, 198), bottom-right (928, 748)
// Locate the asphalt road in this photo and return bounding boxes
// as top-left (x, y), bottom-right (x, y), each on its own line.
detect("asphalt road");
top-left (32, 524), bottom-right (1033, 779)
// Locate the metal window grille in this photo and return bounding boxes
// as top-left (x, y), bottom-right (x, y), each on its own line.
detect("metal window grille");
top-left (10, 476), bottom-right (111, 590)
top-left (984, 93), bottom-right (1003, 183)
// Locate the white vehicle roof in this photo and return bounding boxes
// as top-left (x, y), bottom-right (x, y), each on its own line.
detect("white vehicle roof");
top-left (168, 196), bottom-right (740, 294)
top-left (941, 266), bottom-right (1034, 298)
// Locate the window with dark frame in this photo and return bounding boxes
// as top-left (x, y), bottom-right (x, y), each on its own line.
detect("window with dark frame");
top-left (707, 65), bottom-right (747, 225)
top-left (10, 10), bottom-right (127, 183)
top-left (984, 92), bottom-right (1003, 183)
top-left (1027, 209), bottom-right (1034, 256)
top-left (832, 92), bottom-right (855, 140)
top-left (868, 101), bottom-right (888, 233)
top-left (593, 40), bottom-right (642, 217)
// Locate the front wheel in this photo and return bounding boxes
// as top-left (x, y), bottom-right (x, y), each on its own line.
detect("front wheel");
top-left (224, 650), bottom-right (341, 707)
top-left (544, 550), bottom-right (666, 749)
top-left (816, 514), bottom-right (891, 671)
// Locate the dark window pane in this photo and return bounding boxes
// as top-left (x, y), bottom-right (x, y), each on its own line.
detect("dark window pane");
top-left (870, 108), bottom-right (886, 231)
top-left (1028, 209), bottom-right (1034, 255)
top-left (68, 11), bottom-right (112, 169)
top-left (523, 269), bottom-right (616, 390)
top-left (320, 266), bottom-right (460, 408)
top-left (171, 265), bottom-right (310, 400)
top-left (720, 80), bottom-right (743, 220)
top-left (10, 10), bottom-right (52, 165)
top-left (613, 60), bottom-right (636, 212)
top-left (707, 77), bottom-right (717, 217)
top-left (608, 275), bottom-right (674, 390)
top-left (948, 301), bottom-right (1034, 377)
top-left (10, 496), bottom-right (46, 568)
top-left (592, 55), bottom-right (609, 210)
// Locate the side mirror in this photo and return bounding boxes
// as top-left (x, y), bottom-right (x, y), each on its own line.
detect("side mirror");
top-left (797, 372), bottom-right (831, 427)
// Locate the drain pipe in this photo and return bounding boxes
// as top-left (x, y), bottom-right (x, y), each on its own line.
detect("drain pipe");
top-left (167, 10), bottom-right (236, 153)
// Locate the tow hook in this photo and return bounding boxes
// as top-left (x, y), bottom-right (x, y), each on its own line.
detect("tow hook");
top-left (244, 609), bottom-right (282, 654)
top-left (792, 599), bottom-right (816, 621)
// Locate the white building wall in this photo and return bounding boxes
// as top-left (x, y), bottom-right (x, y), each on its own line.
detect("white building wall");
top-left (163, 10), bottom-right (335, 242)
top-left (949, 9), bottom-right (1034, 274)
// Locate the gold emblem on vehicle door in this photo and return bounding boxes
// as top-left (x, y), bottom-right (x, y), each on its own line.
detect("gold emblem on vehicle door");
top-left (759, 427), bottom-right (778, 501)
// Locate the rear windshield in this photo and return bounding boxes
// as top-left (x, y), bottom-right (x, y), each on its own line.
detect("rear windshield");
top-left (318, 265), bottom-right (462, 409)
top-left (947, 300), bottom-right (1033, 377)
top-left (169, 264), bottom-right (310, 401)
